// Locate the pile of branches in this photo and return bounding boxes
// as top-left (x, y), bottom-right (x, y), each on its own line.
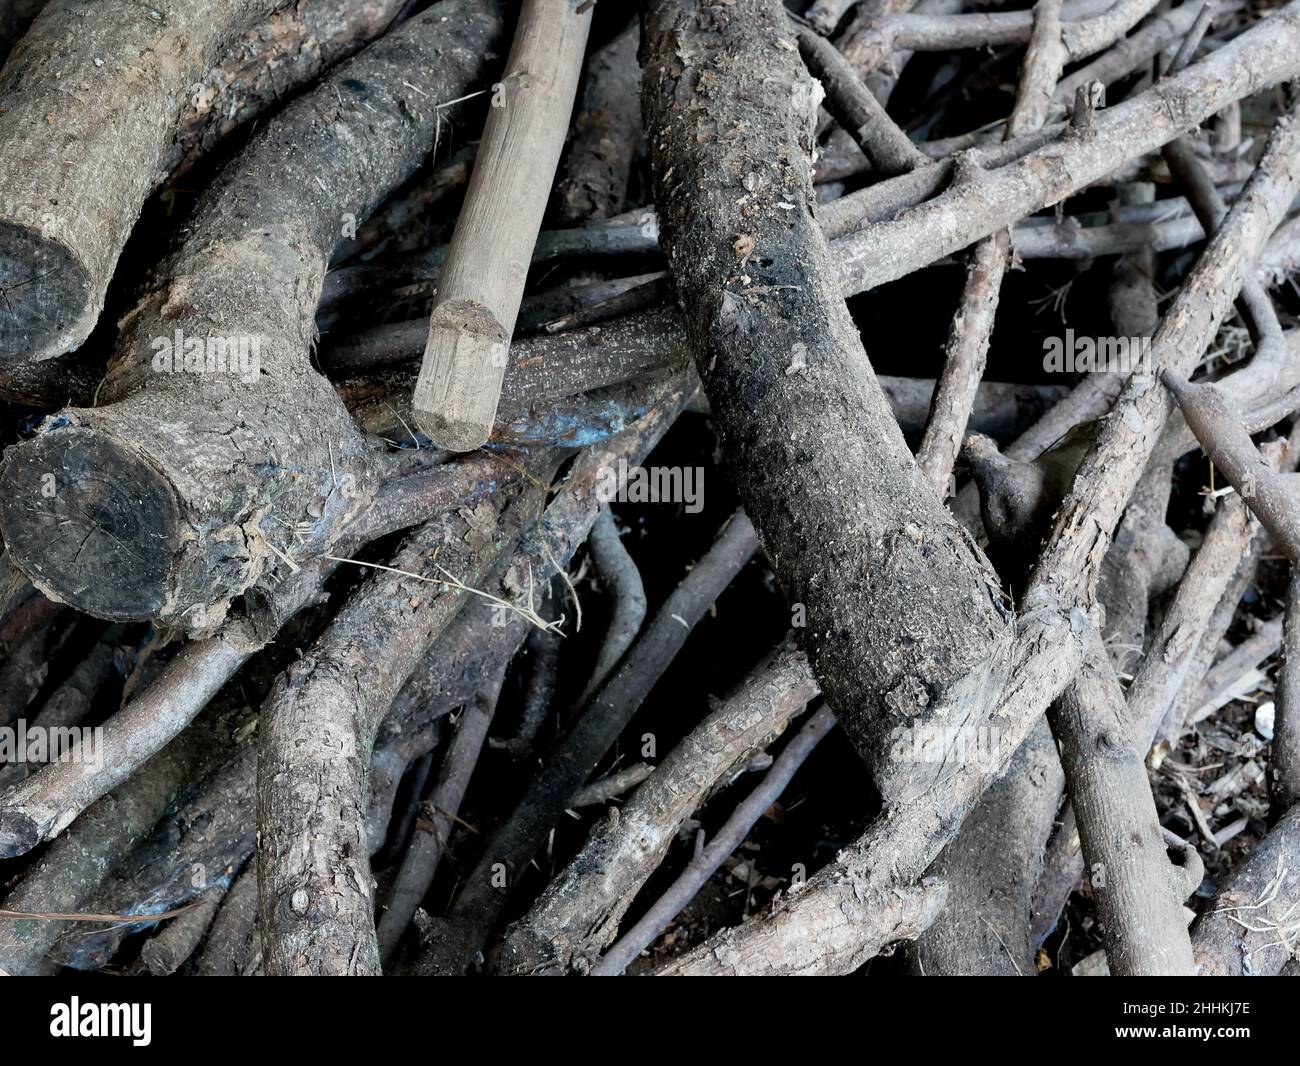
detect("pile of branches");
top-left (1, 0), bottom-right (1299, 977)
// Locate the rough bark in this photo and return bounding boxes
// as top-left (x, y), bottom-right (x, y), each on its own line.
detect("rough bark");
top-left (0, 696), bottom-right (241, 974)
top-left (193, 860), bottom-right (261, 976)
top-left (257, 477), bottom-right (547, 976)
top-left (656, 67), bottom-right (1300, 974)
top-left (1274, 572), bottom-right (1300, 815)
top-left (1191, 804), bottom-right (1300, 976)
top-left (383, 383), bottom-right (689, 750)
top-left (140, 887), bottom-right (225, 975)
top-left (168, 0), bottom-right (413, 180)
top-left (424, 510), bottom-right (760, 974)
top-left (0, 455), bottom-right (514, 859)
top-left (500, 635), bottom-right (818, 975)
top-left (593, 705), bottom-right (838, 975)
top-left (0, 0), bottom-right (504, 632)
top-left (555, 18), bottom-right (640, 224)
top-left (643, 0), bottom-right (1013, 802)
top-left (377, 664), bottom-right (506, 964)
top-left (47, 741), bottom-right (257, 970)
top-left (1049, 626), bottom-right (1196, 975)
top-left (0, 0), bottom-right (287, 364)
top-left (825, 4), bottom-right (1300, 293)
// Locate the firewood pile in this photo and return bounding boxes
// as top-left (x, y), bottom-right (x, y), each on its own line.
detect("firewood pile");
top-left (0, 0), bottom-right (1298, 978)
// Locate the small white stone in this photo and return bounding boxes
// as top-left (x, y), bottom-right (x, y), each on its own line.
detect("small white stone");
top-left (1255, 701), bottom-right (1275, 741)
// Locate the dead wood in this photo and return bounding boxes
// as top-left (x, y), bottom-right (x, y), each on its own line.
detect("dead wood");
top-left (1191, 803), bottom-right (1300, 975)
top-left (658, 63), bottom-right (1300, 975)
top-left (500, 635), bottom-right (817, 975)
top-left (578, 509), bottom-right (646, 703)
top-left (257, 477), bottom-right (549, 976)
top-left (592, 705), bottom-right (839, 975)
top-left (0, 692), bottom-right (244, 974)
top-left (1275, 573), bottom-right (1300, 815)
top-left (46, 741), bottom-right (256, 970)
top-left (555, 19), bottom-right (640, 224)
top-left (380, 384), bottom-right (689, 761)
top-left (0, 455), bottom-right (516, 858)
top-left (193, 860), bottom-right (260, 977)
top-left (644, 0), bottom-right (1014, 805)
top-left (377, 663), bottom-right (507, 964)
top-left (0, 0), bottom-right (504, 632)
top-left (422, 509), bottom-right (760, 974)
top-left (904, 1), bottom-right (1068, 978)
top-left (489, 586), bottom-right (563, 757)
top-left (1049, 625), bottom-right (1197, 975)
top-left (0, 0), bottom-right (291, 365)
top-left (140, 887), bottom-right (225, 976)
top-left (824, 6), bottom-right (1300, 291)
top-left (795, 24), bottom-right (928, 176)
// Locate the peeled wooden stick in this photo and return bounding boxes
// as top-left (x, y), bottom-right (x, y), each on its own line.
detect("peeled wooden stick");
top-left (413, 0), bottom-right (594, 451)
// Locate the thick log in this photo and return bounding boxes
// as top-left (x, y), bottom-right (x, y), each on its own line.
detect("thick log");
top-left (258, 478), bottom-right (547, 976)
top-left (642, 0), bottom-right (1012, 800)
top-left (0, 0), bottom-right (286, 364)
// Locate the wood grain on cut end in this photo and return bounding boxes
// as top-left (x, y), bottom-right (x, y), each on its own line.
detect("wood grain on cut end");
top-left (0, 219), bottom-right (93, 365)
top-left (0, 427), bottom-right (181, 620)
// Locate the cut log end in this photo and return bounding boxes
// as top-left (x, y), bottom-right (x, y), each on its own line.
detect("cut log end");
top-left (0, 809), bottom-right (41, 860)
top-left (0, 427), bottom-right (181, 620)
top-left (0, 219), bottom-right (93, 365)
